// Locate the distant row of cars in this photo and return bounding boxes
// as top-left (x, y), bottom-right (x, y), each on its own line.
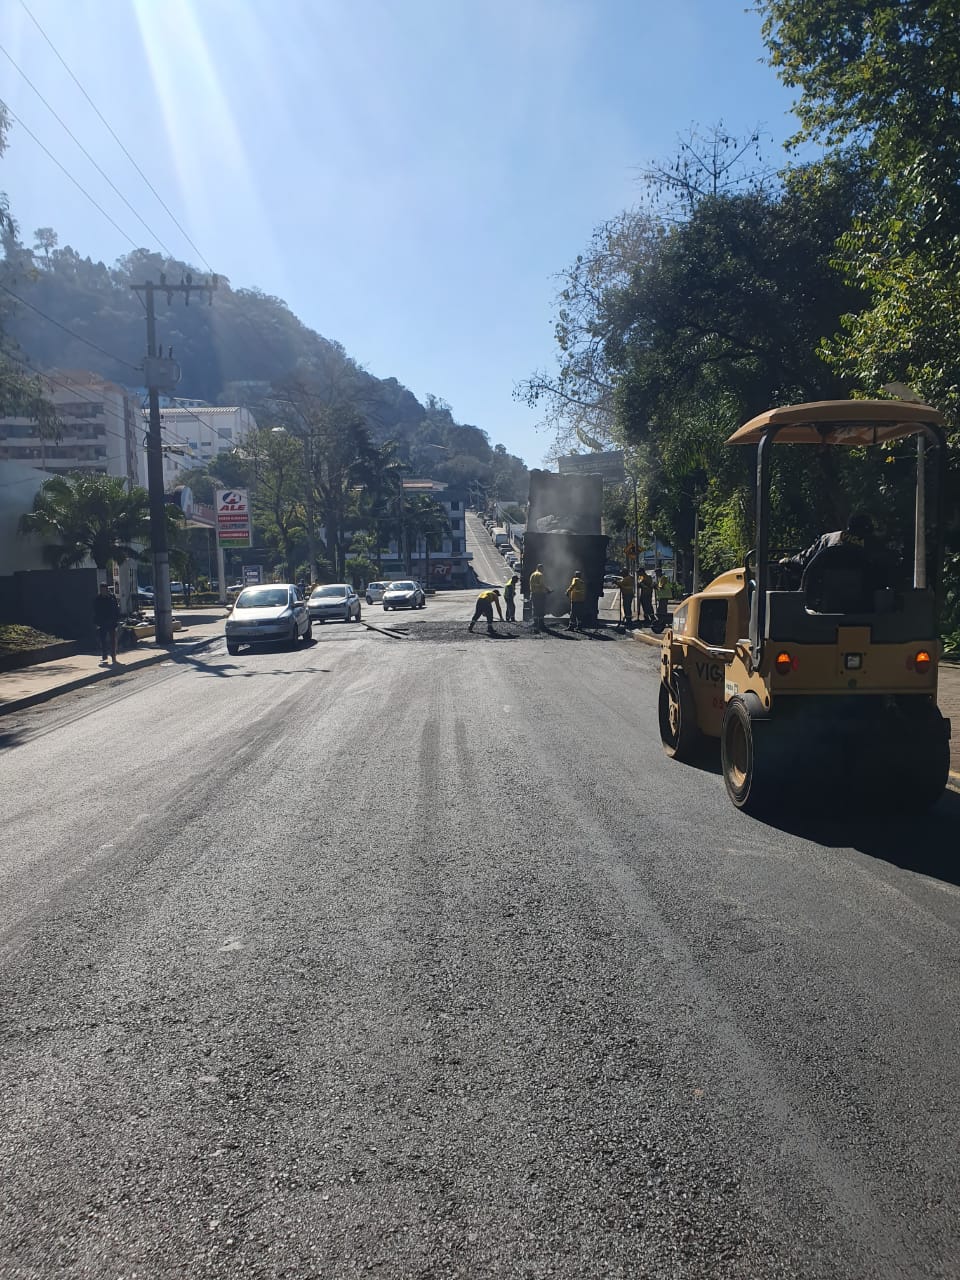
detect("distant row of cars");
top-left (224, 578), bottom-right (428, 654)
top-left (479, 518), bottom-right (520, 570)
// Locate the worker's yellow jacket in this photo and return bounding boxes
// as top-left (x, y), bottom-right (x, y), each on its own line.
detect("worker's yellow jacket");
top-left (529, 570), bottom-right (548, 596)
top-left (566, 577), bottom-right (587, 602)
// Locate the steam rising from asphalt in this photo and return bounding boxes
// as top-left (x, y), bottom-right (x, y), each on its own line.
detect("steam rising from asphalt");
top-left (528, 471), bottom-right (603, 535)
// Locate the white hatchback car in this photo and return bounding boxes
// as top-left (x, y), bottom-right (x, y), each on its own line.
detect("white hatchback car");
top-left (308, 583), bottom-right (362, 624)
top-left (365, 581), bottom-right (389, 604)
top-left (225, 584), bottom-right (311, 654)
top-left (382, 579), bottom-right (426, 610)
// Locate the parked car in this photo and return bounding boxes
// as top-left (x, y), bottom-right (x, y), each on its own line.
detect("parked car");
top-left (224, 583), bottom-right (311, 654)
top-left (382, 579), bottom-right (426, 610)
top-left (604, 574), bottom-right (623, 588)
top-left (308, 583), bottom-right (362, 623)
top-left (365, 581), bottom-right (389, 604)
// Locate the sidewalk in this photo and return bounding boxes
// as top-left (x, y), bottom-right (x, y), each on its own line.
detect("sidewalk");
top-left (0, 611), bottom-right (228, 716)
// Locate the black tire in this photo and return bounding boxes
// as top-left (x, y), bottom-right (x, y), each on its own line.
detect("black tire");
top-left (884, 712), bottom-right (950, 814)
top-left (226, 641), bottom-right (239, 655)
top-left (658, 672), bottom-right (701, 762)
top-left (357, 606), bottom-right (362, 621)
top-left (289, 624), bottom-right (299, 649)
top-left (383, 604), bottom-right (390, 611)
top-left (721, 697), bottom-right (781, 815)
top-left (304, 621), bottom-right (313, 641)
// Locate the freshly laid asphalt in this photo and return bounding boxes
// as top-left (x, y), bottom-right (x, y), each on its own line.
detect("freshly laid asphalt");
top-left (1, 593), bottom-right (960, 783)
top-left (1, 594), bottom-right (959, 1277)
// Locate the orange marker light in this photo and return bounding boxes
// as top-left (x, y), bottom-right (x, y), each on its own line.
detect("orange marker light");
top-left (775, 651), bottom-right (794, 675)
top-left (914, 649), bottom-right (932, 674)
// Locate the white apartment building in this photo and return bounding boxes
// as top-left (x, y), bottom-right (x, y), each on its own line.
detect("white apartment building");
top-left (0, 370), bottom-right (141, 483)
top-left (145, 405), bottom-right (258, 487)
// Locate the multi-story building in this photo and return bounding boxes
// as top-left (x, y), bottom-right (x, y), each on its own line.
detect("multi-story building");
top-left (0, 370), bottom-right (141, 483)
top-left (142, 404), bottom-right (258, 488)
top-left (380, 480), bottom-right (472, 587)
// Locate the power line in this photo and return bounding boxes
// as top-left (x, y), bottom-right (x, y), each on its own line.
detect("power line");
top-left (12, 0), bottom-right (313, 441)
top-left (3, 349), bottom-right (192, 452)
top-left (0, 283), bottom-right (142, 371)
top-left (12, 2), bottom-right (316, 417)
top-left (0, 42), bottom-right (179, 259)
top-left (18, 0), bottom-right (215, 274)
top-left (3, 104), bottom-right (139, 250)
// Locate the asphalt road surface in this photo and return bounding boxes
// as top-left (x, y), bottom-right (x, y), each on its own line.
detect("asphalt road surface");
top-left (1, 619), bottom-right (959, 1279)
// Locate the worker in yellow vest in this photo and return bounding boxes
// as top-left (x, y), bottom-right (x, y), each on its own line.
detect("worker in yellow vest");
top-left (565, 571), bottom-right (588, 632)
top-left (468, 587), bottom-right (503, 635)
top-left (637, 568), bottom-right (655, 625)
top-left (528, 563), bottom-right (550, 631)
top-left (618, 570), bottom-right (634, 627)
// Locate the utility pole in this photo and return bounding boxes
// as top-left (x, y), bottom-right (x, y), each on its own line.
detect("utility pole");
top-left (131, 272), bottom-right (217, 643)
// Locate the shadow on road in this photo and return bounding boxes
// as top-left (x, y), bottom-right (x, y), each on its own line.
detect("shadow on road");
top-left (758, 789), bottom-right (960, 888)
top-left (0, 725), bottom-right (27, 751)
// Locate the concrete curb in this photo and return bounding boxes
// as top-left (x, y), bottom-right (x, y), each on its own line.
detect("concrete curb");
top-left (0, 633), bottom-right (222, 717)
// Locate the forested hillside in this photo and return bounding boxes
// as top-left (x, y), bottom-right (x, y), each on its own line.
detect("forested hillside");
top-left (1, 227), bottom-right (527, 499)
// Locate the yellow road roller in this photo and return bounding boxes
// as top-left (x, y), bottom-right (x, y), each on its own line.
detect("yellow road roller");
top-left (658, 400), bottom-right (952, 814)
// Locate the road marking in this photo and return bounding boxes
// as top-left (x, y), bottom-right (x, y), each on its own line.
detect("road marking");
top-left (219, 935), bottom-right (243, 952)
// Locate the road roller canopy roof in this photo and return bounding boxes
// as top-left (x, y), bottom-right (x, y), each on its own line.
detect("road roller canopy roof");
top-left (727, 399), bottom-right (946, 446)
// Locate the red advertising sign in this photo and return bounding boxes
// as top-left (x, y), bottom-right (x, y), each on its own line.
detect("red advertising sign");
top-left (216, 489), bottom-right (252, 549)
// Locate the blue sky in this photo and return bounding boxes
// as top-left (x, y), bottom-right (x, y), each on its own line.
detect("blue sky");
top-left (1, 0), bottom-right (804, 466)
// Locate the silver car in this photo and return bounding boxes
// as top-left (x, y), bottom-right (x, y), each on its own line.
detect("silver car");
top-left (365, 581), bottom-right (389, 604)
top-left (225, 584), bottom-right (311, 654)
top-left (308, 583), bottom-right (362, 624)
top-left (382, 579), bottom-right (426, 610)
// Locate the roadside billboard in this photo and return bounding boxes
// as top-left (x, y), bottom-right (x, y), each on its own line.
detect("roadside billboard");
top-left (216, 489), bottom-right (251, 549)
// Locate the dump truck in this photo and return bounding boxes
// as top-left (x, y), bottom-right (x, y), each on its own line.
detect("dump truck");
top-left (520, 470), bottom-right (610, 625)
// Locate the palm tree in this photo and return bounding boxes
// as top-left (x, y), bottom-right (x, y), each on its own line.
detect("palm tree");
top-left (404, 493), bottom-right (450, 586)
top-left (19, 472), bottom-right (182, 574)
top-left (361, 440), bottom-right (409, 574)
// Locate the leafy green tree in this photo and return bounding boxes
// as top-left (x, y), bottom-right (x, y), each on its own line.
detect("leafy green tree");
top-left (33, 227), bottom-right (58, 261)
top-left (758, 0), bottom-right (960, 417)
top-left (403, 493), bottom-right (450, 577)
top-left (611, 160), bottom-right (870, 568)
top-left (19, 473), bottom-right (154, 569)
top-left (237, 426), bottom-right (307, 577)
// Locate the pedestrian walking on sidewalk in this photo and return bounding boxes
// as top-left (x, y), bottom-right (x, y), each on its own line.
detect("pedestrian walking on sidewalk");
top-left (93, 582), bottom-right (120, 665)
top-left (503, 574), bottom-right (519, 622)
top-left (468, 588), bottom-right (503, 634)
top-left (529, 564), bottom-right (549, 631)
